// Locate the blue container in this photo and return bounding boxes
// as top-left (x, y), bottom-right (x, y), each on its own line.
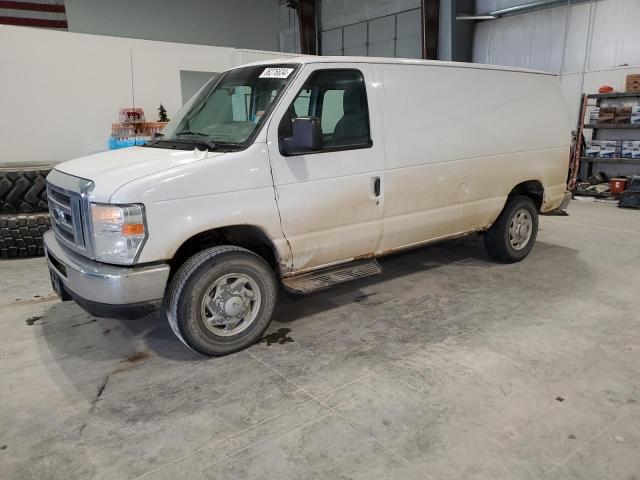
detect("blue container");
top-left (108, 136), bottom-right (151, 150)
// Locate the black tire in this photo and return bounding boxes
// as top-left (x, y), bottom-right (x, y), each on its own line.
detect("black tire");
top-left (164, 245), bottom-right (278, 356)
top-left (0, 213), bottom-right (51, 259)
top-left (0, 169), bottom-right (51, 214)
top-left (484, 195), bottom-right (538, 263)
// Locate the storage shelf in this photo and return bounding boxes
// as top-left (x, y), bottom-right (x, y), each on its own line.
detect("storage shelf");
top-left (580, 156), bottom-right (640, 164)
top-left (587, 92), bottom-right (640, 99)
top-left (573, 188), bottom-right (614, 199)
top-left (584, 124), bottom-right (640, 129)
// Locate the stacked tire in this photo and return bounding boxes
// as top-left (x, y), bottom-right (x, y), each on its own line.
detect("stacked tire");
top-left (0, 168), bottom-right (52, 259)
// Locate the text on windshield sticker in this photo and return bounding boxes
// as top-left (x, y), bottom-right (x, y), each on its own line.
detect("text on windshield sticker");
top-left (259, 67), bottom-right (294, 79)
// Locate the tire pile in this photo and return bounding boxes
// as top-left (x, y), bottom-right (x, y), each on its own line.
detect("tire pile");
top-left (0, 168), bottom-right (52, 259)
top-left (618, 175), bottom-right (640, 209)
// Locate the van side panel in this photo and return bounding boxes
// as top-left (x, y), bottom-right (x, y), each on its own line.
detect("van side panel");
top-left (372, 64), bottom-right (570, 251)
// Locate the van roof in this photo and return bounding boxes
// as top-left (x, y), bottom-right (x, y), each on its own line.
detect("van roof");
top-left (239, 55), bottom-right (555, 76)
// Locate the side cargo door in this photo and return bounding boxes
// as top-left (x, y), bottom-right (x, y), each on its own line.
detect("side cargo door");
top-left (372, 63), bottom-right (464, 252)
top-left (266, 64), bottom-right (385, 274)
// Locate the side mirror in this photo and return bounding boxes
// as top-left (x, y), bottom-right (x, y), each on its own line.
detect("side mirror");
top-left (281, 117), bottom-right (322, 155)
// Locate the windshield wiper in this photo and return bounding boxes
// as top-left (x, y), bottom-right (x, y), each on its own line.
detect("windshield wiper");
top-left (150, 137), bottom-right (217, 151)
top-left (172, 130), bottom-right (217, 150)
top-left (185, 139), bottom-right (218, 151)
top-left (175, 129), bottom-right (209, 137)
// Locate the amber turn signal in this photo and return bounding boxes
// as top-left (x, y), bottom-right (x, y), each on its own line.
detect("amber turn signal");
top-left (121, 223), bottom-right (145, 235)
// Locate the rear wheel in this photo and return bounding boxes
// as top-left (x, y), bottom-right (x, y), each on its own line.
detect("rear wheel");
top-left (165, 246), bottom-right (277, 356)
top-left (484, 195), bottom-right (538, 263)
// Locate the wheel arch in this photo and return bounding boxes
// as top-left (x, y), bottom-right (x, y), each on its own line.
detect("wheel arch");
top-left (169, 225), bottom-right (285, 280)
top-left (508, 180), bottom-right (544, 211)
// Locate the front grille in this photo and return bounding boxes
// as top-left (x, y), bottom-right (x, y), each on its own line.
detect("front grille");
top-left (46, 170), bottom-right (94, 257)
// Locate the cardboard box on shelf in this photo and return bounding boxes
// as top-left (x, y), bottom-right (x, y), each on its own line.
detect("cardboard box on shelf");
top-left (598, 107), bottom-right (616, 124)
top-left (617, 107), bottom-right (633, 115)
top-left (621, 141), bottom-right (640, 157)
top-left (615, 115), bottom-right (631, 124)
top-left (599, 140), bottom-right (621, 158)
top-left (631, 106), bottom-right (640, 114)
top-left (626, 74), bottom-right (640, 92)
top-left (600, 149), bottom-right (621, 158)
top-left (585, 140), bottom-right (601, 158)
top-left (585, 106), bottom-right (600, 123)
top-left (597, 113), bottom-right (615, 124)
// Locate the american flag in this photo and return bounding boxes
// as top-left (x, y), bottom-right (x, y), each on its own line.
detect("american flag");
top-left (0, 0), bottom-right (67, 29)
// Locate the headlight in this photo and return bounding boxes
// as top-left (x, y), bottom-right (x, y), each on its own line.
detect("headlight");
top-left (90, 203), bottom-right (147, 265)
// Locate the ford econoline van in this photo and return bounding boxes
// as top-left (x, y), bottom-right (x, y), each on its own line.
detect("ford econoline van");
top-left (44, 57), bottom-right (572, 355)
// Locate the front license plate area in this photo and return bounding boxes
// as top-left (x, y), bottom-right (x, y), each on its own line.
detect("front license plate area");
top-left (49, 268), bottom-right (71, 301)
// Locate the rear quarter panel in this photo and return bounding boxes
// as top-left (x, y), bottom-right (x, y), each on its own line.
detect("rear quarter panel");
top-left (372, 63), bottom-right (571, 241)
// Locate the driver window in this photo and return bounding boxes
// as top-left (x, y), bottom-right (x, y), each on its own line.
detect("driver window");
top-left (278, 69), bottom-right (371, 152)
top-left (293, 89), bottom-right (312, 117)
top-left (320, 90), bottom-right (344, 134)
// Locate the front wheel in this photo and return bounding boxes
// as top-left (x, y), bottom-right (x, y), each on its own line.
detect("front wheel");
top-left (164, 246), bottom-right (278, 356)
top-left (484, 195), bottom-right (538, 263)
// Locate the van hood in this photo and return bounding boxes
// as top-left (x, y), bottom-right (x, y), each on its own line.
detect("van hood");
top-left (54, 146), bottom-right (224, 202)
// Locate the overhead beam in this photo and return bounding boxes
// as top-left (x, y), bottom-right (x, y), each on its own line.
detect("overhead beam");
top-left (478, 0), bottom-right (598, 18)
top-left (422, 0), bottom-right (440, 60)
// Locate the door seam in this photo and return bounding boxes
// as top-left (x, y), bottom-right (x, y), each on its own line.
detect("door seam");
top-left (265, 144), bottom-right (294, 276)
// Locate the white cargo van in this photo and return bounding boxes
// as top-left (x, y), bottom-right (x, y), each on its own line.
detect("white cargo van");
top-left (44, 57), bottom-right (572, 355)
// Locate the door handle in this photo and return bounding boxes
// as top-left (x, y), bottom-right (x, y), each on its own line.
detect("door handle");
top-left (372, 176), bottom-right (381, 197)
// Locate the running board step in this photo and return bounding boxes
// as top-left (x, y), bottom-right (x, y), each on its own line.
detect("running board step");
top-left (282, 259), bottom-right (382, 294)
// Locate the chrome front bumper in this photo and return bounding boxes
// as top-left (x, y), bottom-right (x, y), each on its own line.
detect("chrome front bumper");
top-left (44, 230), bottom-right (170, 307)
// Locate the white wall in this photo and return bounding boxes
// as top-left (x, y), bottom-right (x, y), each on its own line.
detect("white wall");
top-left (472, 0), bottom-right (640, 124)
top-left (65, 0), bottom-right (281, 51)
top-left (0, 25), bottom-right (293, 167)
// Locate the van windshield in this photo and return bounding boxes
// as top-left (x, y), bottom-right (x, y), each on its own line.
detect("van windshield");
top-left (155, 64), bottom-right (299, 151)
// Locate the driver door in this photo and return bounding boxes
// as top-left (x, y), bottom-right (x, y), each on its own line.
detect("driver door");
top-left (266, 64), bottom-right (385, 274)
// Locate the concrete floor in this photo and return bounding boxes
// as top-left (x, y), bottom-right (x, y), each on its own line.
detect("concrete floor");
top-left (1, 199), bottom-right (639, 480)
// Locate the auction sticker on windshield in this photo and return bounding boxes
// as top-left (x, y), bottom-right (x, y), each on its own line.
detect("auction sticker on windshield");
top-left (259, 67), bottom-right (294, 79)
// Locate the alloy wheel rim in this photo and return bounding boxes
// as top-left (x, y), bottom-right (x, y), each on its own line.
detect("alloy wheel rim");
top-left (508, 209), bottom-right (533, 251)
top-left (200, 273), bottom-right (262, 337)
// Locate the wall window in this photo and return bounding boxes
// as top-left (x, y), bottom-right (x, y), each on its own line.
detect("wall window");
top-left (279, 69), bottom-right (371, 151)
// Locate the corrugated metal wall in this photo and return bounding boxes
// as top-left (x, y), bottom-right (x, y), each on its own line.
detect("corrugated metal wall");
top-left (319, 0), bottom-right (422, 58)
top-left (473, 0), bottom-right (640, 124)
